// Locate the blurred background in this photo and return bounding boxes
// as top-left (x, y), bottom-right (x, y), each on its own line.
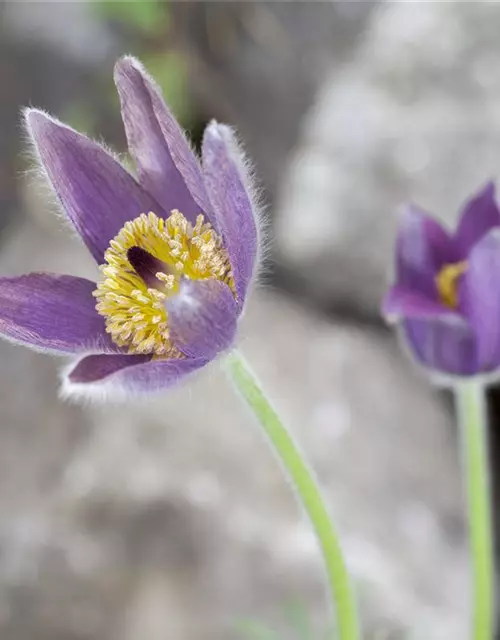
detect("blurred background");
top-left (2, 1), bottom-right (499, 639)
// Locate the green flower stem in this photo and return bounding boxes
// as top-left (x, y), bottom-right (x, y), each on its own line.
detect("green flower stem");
top-left (225, 350), bottom-right (360, 640)
top-left (456, 381), bottom-right (495, 640)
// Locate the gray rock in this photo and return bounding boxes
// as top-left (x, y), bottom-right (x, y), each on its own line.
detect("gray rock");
top-left (275, 0), bottom-right (500, 316)
top-left (2, 0), bottom-right (114, 64)
top-left (173, 1), bottom-right (376, 204)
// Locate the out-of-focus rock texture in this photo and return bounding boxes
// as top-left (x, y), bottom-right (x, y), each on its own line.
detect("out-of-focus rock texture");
top-left (2, 1), bottom-right (497, 639)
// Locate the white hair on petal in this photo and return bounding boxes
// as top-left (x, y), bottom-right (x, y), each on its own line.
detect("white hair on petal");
top-left (0, 317), bottom-right (117, 358)
top-left (59, 354), bottom-right (215, 406)
top-left (0, 329), bottom-right (68, 356)
top-left (59, 358), bottom-right (136, 406)
top-left (21, 106), bottom-right (139, 250)
top-left (205, 121), bottom-right (272, 312)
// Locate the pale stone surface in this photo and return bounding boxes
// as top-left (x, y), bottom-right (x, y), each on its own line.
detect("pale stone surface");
top-left (2, 0), bottom-right (114, 63)
top-left (275, 0), bottom-right (500, 315)
top-left (0, 206), bottom-right (468, 639)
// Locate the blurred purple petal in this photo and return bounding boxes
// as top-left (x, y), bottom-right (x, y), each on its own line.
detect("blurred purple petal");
top-left (395, 204), bottom-right (457, 299)
top-left (0, 274), bottom-right (117, 354)
top-left (26, 109), bottom-right (161, 263)
top-left (460, 229), bottom-right (500, 372)
top-left (167, 279), bottom-right (238, 359)
top-left (114, 57), bottom-right (200, 224)
top-left (65, 352), bottom-right (205, 396)
top-left (382, 285), bottom-right (453, 320)
top-left (202, 123), bottom-right (258, 306)
top-left (454, 182), bottom-right (500, 257)
top-left (402, 316), bottom-right (477, 376)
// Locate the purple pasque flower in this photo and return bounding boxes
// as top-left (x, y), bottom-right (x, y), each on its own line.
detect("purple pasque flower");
top-left (382, 182), bottom-right (500, 379)
top-left (0, 56), bottom-right (259, 399)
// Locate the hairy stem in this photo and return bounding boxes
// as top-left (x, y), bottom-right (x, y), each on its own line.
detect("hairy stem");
top-left (225, 350), bottom-right (359, 640)
top-left (456, 381), bottom-right (495, 640)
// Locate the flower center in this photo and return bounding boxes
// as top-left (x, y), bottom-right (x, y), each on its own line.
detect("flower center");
top-left (435, 260), bottom-right (467, 309)
top-left (94, 210), bottom-right (234, 356)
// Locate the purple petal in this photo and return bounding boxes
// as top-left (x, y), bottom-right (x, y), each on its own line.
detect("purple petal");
top-left (402, 316), bottom-right (477, 376)
top-left (395, 204), bottom-right (457, 300)
top-left (167, 279), bottom-right (238, 360)
top-left (113, 58), bottom-right (211, 223)
top-left (0, 273), bottom-right (117, 354)
top-left (454, 182), bottom-right (500, 258)
top-left (202, 122), bottom-right (258, 306)
top-left (114, 57), bottom-right (200, 224)
top-left (64, 353), bottom-right (205, 398)
top-left (460, 229), bottom-right (500, 372)
top-left (382, 285), bottom-right (454, 320)
top-left (26, 109), bottom-right (162, 263)
top-left (127, 246), bottom-right (171, 289)
top-left (69, 353), bottom-right (150, 382)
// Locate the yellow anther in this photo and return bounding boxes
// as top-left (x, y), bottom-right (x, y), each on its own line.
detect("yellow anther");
top-left (94, 210), bottom-right (235, 356)
top-left (156, 272), bottom-right (175, 289)
top-left (435, 261), bottom-right (467, 309)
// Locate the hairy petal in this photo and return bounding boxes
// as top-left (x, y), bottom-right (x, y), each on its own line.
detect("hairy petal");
top-left (202, 122), bottom-right (258, 306)
top-left (460, 229), bottom-right (500, 372)
top-left (0, 274), bottom-right (117, 354)
top-left (26, 109), bottom-right (161, 263)
top-left (113, 58), bottom-right (211, 221)
top-left (395, 204), bottom-right (457, 300)
top-left (382, 285), bottom-right (454, 321)
top-left (64, 353), bottom-right (205, 399)
top-left (67, 353), bottom-right (150, 383)
top-left (401, 316), bottom-right (477, 376)
top-left (114, 57), bottom-right (200, 223)
top-left (167, 279), bottom-right (238, 360)
top-left (455, 182), bottom-right (500, 258)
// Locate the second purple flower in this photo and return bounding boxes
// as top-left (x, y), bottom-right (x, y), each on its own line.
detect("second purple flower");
top-left (383, 182), bottom-right (500, 378)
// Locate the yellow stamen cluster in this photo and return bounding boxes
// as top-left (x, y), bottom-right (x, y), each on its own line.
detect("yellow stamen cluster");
top-left (94, 210), bottom-right (234, 356)
top-left (435, 260), bottom-right (467, 309)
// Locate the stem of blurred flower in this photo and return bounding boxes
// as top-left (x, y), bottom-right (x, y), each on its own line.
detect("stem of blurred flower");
top-left (224, 350), bottom-right (360, 640)
top-left (456, 381), bottom-right (495, 640)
